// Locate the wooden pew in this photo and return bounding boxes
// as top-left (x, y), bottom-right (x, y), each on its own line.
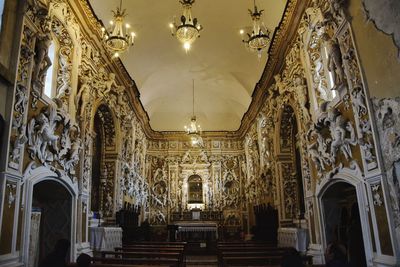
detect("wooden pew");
top-left (222, 255), bottom-right (282, 266)
top-left (121, 244), bottom-right (185, 249)
top-left (101, 251), bottom-right (184, 265)
top-left (218, 242), bottom-right (274, 246)
top-left (218, 242), bottom-right (312, 267)
top-left (92, 257), bottom-right (180, 267)
top-left (69, 264), bottom-right (171, 267)
top-left (115, 247), bottom-right (184, 253)
top-left (123, 242), bottom-right (187, 246)
top-left (218, 242), bottom-right (281, 265)
top-left (217, 245), bottom-right (286, 263)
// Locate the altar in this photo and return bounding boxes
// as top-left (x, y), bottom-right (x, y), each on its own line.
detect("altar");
top-left (175, 221), bottom-right (218, 241)
top-left (278, 228), bottom-right (309, 253)
top-left (89, 226), bottom-right (123, 251)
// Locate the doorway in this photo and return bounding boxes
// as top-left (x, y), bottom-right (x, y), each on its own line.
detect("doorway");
top-left (321, 182), bottom-right (366, 266)
top-left (31, 180), bottom-right (72, 266)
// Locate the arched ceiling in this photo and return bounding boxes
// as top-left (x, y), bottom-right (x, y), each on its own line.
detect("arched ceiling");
top-left (89, 0), bottom-right (288, 131)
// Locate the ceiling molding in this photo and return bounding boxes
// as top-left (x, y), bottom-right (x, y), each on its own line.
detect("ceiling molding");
top-left (75, 0), bottom-right (309, 141)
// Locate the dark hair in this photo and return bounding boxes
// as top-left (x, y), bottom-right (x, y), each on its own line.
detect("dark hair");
top-left (281, 247), bottom-right (304, 267)
top-left (77, 253), bottom-right (92, 267)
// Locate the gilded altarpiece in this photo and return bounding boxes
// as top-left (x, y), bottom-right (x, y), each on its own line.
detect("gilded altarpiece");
top-left (145, 141), bottom-right (247, 234)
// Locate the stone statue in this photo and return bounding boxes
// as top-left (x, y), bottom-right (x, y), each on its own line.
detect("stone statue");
top-left (36, 109), bottom-right (59, 161)
top-left (351, 86), bottom-right (367, 116)
top-left (199, 150), bottom-right (208, 162)
top-left (359, 137), bottom-right (374, 161)
top-left (105, 192), bottom-right (113, 216)
top-left (323, 34), bottom-right (344, 88)
top-left (65, 132), bottom-right (81, 172)
top-left (11, 125), bottom-right (28, 162)
top-left (312, 54), bottom-right (332, 101)
top-left (32, 30), bottom-right (53, 84)
top-left (274, 74), bottom-right (287, 95)
top-left (324, 108), bottom-right (356, 161)
top-left (76, 76), bottom-right (92, 119)
top-left (56, 50), bottom-right (71, 99)
top-left (307, 142), bottom-right (326, 175)
top-left (293, 76), bottom-right (311, 121)
top-left (102, 73), bottom-right (119, 96)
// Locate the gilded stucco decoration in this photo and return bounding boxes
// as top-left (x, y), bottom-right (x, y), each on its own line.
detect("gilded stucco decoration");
top-left (373, 97), bottom-right (400, 240)
top-left (2, 0), bottom-right (400, 265)
top-left (27, 99), bottom-right (81, 180)
top-left (8, 25), bottom-right (35, 171)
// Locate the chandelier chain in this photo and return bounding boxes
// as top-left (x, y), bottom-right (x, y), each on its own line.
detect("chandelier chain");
top-left (192, 79), bottom-right (195, 117)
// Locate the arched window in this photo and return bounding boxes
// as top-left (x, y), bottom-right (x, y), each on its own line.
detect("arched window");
top-left (43, 41), bottom-right (57, 98)
top-left (322, 44), bottom-right (338, 99)
top-left (0, 0), bottom-right (5, 31)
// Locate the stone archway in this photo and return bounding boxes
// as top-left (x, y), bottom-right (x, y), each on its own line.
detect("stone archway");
top-left (91, 104), bottom-right (117, 218)
top-left (22, 165), bottom-right (78, 266)
top-left (320, 181), bottom-right (366, 266)
top-left (31, 180), bottom-right (73, 266)
top-left (276, 105), bottom-right (306, 222)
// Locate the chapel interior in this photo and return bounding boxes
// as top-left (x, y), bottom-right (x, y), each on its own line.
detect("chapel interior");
top-left (0, 0), bottom-right (400, 266)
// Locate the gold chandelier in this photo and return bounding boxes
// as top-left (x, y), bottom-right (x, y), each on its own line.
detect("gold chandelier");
top-left (184, 80), bottom-right (203, 147)
top-left (169, 0), bottom-right (203, 52)
top-left (101, 0), bottom-right (135, 58)
top-left (240, 0), bottom-right (271, 58)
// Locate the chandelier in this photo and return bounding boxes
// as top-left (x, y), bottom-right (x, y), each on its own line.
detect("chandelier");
top-left (169, 0), bottom-right (203, 52)
top-left (184, 80), bottom-right (203, 147)
top-left (101, 0), bottom-right (135, 58)
top-left (240, 0), bottom-right (271, 58)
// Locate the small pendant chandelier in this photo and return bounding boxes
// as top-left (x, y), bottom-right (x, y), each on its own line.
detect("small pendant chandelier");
top-left (240, 0), bottom-right (271, 58)
top-left (184, 80), bottom-right (203, 147)
top-left (101, 0), bottom-right (135, 58)
top-left (169, 0), bottom-right (203, 52)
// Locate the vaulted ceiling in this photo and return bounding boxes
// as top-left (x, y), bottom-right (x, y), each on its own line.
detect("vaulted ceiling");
top-left (89, 0), bottom-right (288, 131)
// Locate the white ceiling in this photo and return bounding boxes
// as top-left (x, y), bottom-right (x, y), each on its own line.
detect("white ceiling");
top-left (89, 0), bottom-right (287, 131)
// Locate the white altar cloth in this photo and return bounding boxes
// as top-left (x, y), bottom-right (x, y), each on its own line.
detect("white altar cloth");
top-left (176, 222), bottom-right (218, 238)
top-left (278, 227), bottom-right (308, 253)
top-left (89, 227), bottom-right (122, 251)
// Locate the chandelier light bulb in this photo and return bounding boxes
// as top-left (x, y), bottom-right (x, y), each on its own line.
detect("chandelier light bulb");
top-left (170, 0), bottom-right (203, 52)
top-left (241, 0), bottom-right (271, 57)
top-left (184, 79), bottom-right (203, 147)
top-left (101, 0), bottom-right (135, 57)
top-left (184, 42), bottom-right (191, 51)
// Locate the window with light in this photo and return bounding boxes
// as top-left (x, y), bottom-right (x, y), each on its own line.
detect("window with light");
top-left (0, 0), bottom-right (5, 31)
top-left (43, 41), bottom-right (57, 98)
top-left (322, 45), bottom-right (338, 99)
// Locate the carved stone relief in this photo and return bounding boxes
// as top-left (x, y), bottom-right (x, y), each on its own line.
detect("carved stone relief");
top-left (27, 99), bottom-right (81, 181)
top-left (339, 26), bottom-right (379, 172)
top-left (8, 26), bottom-right (35, 171)
top-left (373, 98), bottom-right (400, 237)
top-left (51, 17), bottom-right (74, 104)
top-left (281, 163), bottom-right (298, 219)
